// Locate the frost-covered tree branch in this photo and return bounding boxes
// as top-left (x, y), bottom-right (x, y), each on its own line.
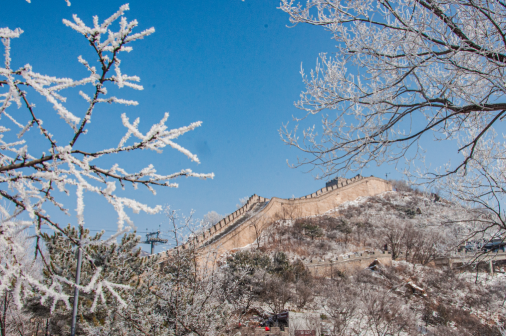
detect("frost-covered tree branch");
top-left (279, 0), bottom-right (506, 234)
top-left (280, 0), bottom-right (506, 175)
top-left (0, 4), bottom-right (213, 310)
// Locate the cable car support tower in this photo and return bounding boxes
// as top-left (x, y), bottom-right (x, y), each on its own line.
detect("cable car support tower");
top-left (142, 230), bottom-right (168, 255)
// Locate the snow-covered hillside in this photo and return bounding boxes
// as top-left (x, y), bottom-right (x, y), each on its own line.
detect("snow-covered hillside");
top-left (221, 190), bottom-right (506, 335)
top-left (252, 191), bottom-right (477, 263)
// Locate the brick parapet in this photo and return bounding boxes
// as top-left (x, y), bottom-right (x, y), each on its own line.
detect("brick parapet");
top-left (170, 194), bottom-right (270, 254)
top-left (157, 175), bottom-right (392, 261)
top-left (303, 251), bottom-right (392, 276)
top-left (192, 175), bottom-right (368, 250)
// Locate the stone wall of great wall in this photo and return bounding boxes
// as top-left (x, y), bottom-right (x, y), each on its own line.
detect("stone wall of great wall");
top-left (303, 251), bottom-right (392, 277)
top-left (166, 175), bottom-right (392, 260)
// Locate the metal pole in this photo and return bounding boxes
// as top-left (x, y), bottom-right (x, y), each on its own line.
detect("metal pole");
top-left (151, 242), bottom-right (154, 255)
top-left (70, 236), bottom-right (83, 336)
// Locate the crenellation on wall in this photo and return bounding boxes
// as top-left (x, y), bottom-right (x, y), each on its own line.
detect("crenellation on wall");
top-left (156, 175), bottom-right (391, 262)
top-left (198, 175), bottom-right (390, 253)
top-left (304, 252), bottom-right (392, 277)
top-left (190, 193), bottom-right (270, 251)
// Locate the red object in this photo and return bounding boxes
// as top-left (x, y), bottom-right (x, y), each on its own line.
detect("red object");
top-left (265, 327), bottom-right (270, 331)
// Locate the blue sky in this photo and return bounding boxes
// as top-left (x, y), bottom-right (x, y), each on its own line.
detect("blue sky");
top-left (3, 0), bottom-right (456, 252)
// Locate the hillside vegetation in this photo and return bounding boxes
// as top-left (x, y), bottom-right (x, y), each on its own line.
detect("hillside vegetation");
top-left (220, 190), bottom-right (506, 336)
top-left (255, 190), bottom-right (470, 263)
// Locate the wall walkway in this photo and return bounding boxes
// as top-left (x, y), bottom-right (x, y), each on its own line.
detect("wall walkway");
top-left (168, 175), bottom-right (392, 259)
top-left (303, 251), bottom-right (392, 277)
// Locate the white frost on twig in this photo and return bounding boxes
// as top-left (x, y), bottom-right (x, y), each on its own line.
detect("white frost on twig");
top-left (0, 4), bottom-right (213, 312)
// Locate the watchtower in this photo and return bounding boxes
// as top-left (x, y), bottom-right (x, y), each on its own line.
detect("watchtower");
top-left (326, 177), bottom-right (343, 188)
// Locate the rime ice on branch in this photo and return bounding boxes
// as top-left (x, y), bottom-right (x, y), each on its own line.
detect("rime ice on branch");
top-left (279, 0), bottom-right (506, 240)
top-left (0, 4), bottom-right (212, 309)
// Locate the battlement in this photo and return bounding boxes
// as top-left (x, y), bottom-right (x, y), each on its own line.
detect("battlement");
top-left (174, 194), bottom-right (270, 252)
top-left (297, 174), bottom-right (364, 199)
top-left (303, 250), bottom-right (393, 277)
top-left (162, 175), bottom-right (391, 260)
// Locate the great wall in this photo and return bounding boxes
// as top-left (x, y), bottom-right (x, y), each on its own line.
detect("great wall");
top-left (164, 175), bottom-right (392, 262)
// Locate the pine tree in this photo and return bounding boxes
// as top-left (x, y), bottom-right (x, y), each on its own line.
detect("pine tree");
top-left (26, 224), bottom-right (235, 336)
top-left (26, 226), bottom-right (164, 335)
